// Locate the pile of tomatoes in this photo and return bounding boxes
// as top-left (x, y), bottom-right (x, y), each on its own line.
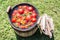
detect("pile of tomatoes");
top-left (11, 5), bottom-right (37, 29)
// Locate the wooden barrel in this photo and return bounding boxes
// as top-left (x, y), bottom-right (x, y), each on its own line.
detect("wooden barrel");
top-left (7, 3), bottom-right (39, 37)
top-left (15, 25), bottom-right (38, 37)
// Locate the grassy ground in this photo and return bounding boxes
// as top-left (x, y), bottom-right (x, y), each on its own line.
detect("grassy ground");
top-left (0, 0), bottom-right (60, 40)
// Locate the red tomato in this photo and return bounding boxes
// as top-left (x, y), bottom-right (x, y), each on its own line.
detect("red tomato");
top-left (13, 10), bottom-right (18, 13)
top-left (32, 18), bottom-right (36, 22)
top-left (31, 13), bottom-right (37, 18)
top-left (27, 6), bottom-right (33, 11)
top-left (16, 13), bottom-right (22, 18)
top-left (20, 26), bottom-right (27, 29)
top-left (24, 20), bottom-right (27, 24)
top-left (18, 6), bottom-right (22, 9)
top-left (11, 18), bottom-right (16, 23)
top-left (24, 10), bottom-right (29, 14)
top-left (32, 10), bottom-right (36, 13)
top-left (24, 25), bottom-right (28, 28)
top-left (12, 13), bottom-right (16, 16)
top-left (23, 5), bottom-right (27, 9)
top-left (18, 9), bottom-right (24, 14)
top-left (16, 22), bottom-right (20, 26)
top-left (12, 10), bottom-right (17, 16)
top-left (16, 18), bottom-right (21, 23)
top-left (26, 15), bottom-right (31, 21)
top-left (30, 22), bottom-right (34, 26)
top-left (25, 20), bottom-right (28, 23)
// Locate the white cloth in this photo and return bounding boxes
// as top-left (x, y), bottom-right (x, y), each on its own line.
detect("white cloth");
top-left (37, 14), bottom-right (54, 38)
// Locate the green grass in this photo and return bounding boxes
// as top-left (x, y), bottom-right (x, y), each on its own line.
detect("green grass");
top-left (0, 0), bottom-right (60, 40)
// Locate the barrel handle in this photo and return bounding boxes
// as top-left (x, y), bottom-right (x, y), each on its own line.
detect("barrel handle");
top-left (6, 6), bottom-right (11, 13)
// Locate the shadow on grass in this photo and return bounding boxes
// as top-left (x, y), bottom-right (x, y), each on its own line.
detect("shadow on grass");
top-left (15, 29), bottom-right (54, 40)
